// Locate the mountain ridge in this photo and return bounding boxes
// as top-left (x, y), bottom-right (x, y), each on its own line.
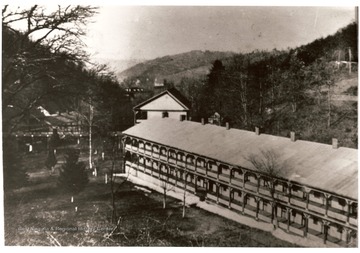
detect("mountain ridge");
top-left (116, 50), bottom-right (235, 85)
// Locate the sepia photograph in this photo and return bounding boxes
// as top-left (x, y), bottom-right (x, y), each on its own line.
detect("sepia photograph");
top-left (1, 0), bottom-right (358, 248)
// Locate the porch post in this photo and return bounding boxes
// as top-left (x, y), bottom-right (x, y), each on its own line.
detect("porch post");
top-left (228, 187), bottom-right (232, 209)
top-left (194, 155), bottom-right (198, 173)
top-left (194, 175), bottom-right (198, 193)
top-left (303, 213), bottom-right (310, 237)
top-left (166, 147), bottom-right (169, 163)
top-left (287, 183), bottom-right (292, 204)
top-left (255, 196), bottom-right (260, 221)
top-left (271, 201), bottom-right (277, 226)
top-left (216, 183), bottom-right (220, 204)
top-left (304, 187), bottom-right (311, 210)
top-left (175, 168), bottom-right (178, 187)
top-left (256, 174), bottom-right (260, 194)
top-left (286, 207), bottom-right (292, 232)
top-left (150, 160), bottom-right (153, 177)
top-left (324, 193), bottom-right (330, 217)
top-left (205, 159), bottom-right (209, 177)
top-left (346, 200), bottom-right (353, 224)
top-left (243, 171), bottom-right (247, 189)
top-left (322, 220), bottom-right (330, 244)
top-left (242, 192), bottom-right (247, 214)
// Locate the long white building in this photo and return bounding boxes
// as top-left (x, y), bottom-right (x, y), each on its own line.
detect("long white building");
top-left (122, 117), bottom-right (358, 247)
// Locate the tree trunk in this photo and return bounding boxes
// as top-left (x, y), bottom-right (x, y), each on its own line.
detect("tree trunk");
top-left (163, 187), bottom-right (167, 209)
top-left (327, 87), bottom-right (331, 128)
top-left (182, 174), bottom-right (187, 218)
top-left (259, 81), bottom-right (263, 114)
top-left (89, 103), bottom-right (93, 169)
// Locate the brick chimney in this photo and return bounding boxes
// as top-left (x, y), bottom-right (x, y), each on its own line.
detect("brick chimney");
top-left (201, 118), bottom-right (205, 125)
top-left (332, 138), bottom-right (338, 149)
top-left (226, 122), bottom-right (230, 130)
top-left (255, 127), bottom-right (260, 135)
top-left (290, 131), bottom-right (296, 142)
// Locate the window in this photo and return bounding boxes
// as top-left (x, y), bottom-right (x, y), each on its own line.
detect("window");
top-left (338, 198), bottom-right (346, 207)
top-left (162, 111), bottom-right (169, 118)
top-left (313, 191), bottom-right (321, 198)
top-left (313, 217), bottom-right (318, 225)
top-left (263, 202), bottom-right (268, 210)
top-left (218, 166), bottom-right (222, 174)
top-left (283, 184), bottom-right (288, 193)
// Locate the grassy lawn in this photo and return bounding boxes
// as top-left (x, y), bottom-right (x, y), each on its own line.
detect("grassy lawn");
top-left (4, 151), bottom-right (296, 247)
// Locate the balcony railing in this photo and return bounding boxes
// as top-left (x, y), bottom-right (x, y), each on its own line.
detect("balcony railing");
top-left (244, 181), bottom-right (258, 192)
top-left (219, 174), bottom-right (230, 182)
top-left (290, 196), bottom-right (307, 208)
top-left (231, 178), bottom-right (243, 187)
top-left (349, 216), bottom-right (357, 226)
top-left (207, 193), bottom-right (217, 202)
top-left (308, 201), bottom-right (326, 215)
top-left (259, 186), bottom-right (272, 197)
top-left (187, 164), bottom-right (195, 171)
top-left (274, 191), bottom-right (288, 202)
top-left (197, 167), bottom-right (206, 174)
top-left (327, 207), bottom-right (347, 222)
top-left (208, 171), bottom-right (218, 179)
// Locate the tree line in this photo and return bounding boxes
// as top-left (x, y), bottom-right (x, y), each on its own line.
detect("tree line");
top-left (2, 5), bottom-right (131, 190)
top-left (175, 23), bottom-right (357, 148)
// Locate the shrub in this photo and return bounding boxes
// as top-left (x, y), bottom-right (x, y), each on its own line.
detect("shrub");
top-left (3, 137), bottom-right (29, 191)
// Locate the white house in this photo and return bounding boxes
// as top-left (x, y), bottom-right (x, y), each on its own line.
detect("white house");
top-left (133, 88), bottom-right (191, 124)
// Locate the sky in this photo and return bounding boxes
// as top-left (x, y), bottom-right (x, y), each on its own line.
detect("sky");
top-left (84, 5), bottom-right (356, 61)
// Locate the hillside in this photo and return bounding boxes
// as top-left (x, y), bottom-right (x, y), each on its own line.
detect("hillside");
top-left (117, 50), bottom-right (235, 86)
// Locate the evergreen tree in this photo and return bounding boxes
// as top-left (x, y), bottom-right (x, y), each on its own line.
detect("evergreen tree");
top-left (58, 149), bottom-right (89, 198)
top-left (45, 149), bottom-right (57, 172)
top-left (3, 137), bottom-right (28, 191)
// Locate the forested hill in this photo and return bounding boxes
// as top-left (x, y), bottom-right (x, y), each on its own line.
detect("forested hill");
top-left (296, 23), bottom-right (357, 64)
top-left (117, 50), bottom-right (235, 86)
top-left (178, 22), bottom-right (357, 148)
top-left (119, 22), bottom-right (357, 148)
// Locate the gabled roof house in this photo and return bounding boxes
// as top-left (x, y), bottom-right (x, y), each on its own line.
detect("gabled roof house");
top-left (133, 88), bottom-right (191, 124)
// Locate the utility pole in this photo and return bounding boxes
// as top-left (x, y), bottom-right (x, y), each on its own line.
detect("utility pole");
top-left (348, 47), bottom-right (352, 74)
top-left (355, 7), bottom-right (358, 25)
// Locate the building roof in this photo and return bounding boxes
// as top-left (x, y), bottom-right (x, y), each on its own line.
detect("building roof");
top-left (133, 88), bottom-right (191, 110)
top-left (123, 118), bottom-right (358, 200)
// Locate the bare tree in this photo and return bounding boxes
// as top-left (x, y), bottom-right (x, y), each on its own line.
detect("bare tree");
top-left (182, 172), bottom-right (189, 218)
top-left (159, 165), bottom-right (174, 209)
top-left (246, 149), bottom-right (286, 224)
top-left (2, 5), bottom-right (97, 133)
top-left (246, 149), bottom-right (284, 178)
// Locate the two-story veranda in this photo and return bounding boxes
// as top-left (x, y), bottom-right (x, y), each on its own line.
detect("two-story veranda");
top-left (122, 117), bottom-right (358, 247)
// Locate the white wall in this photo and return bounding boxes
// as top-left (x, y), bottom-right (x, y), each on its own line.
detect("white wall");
top-left (140, 94), bottom-right (186, 110)
top-left (147, 111), bottom-right (187, 120)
